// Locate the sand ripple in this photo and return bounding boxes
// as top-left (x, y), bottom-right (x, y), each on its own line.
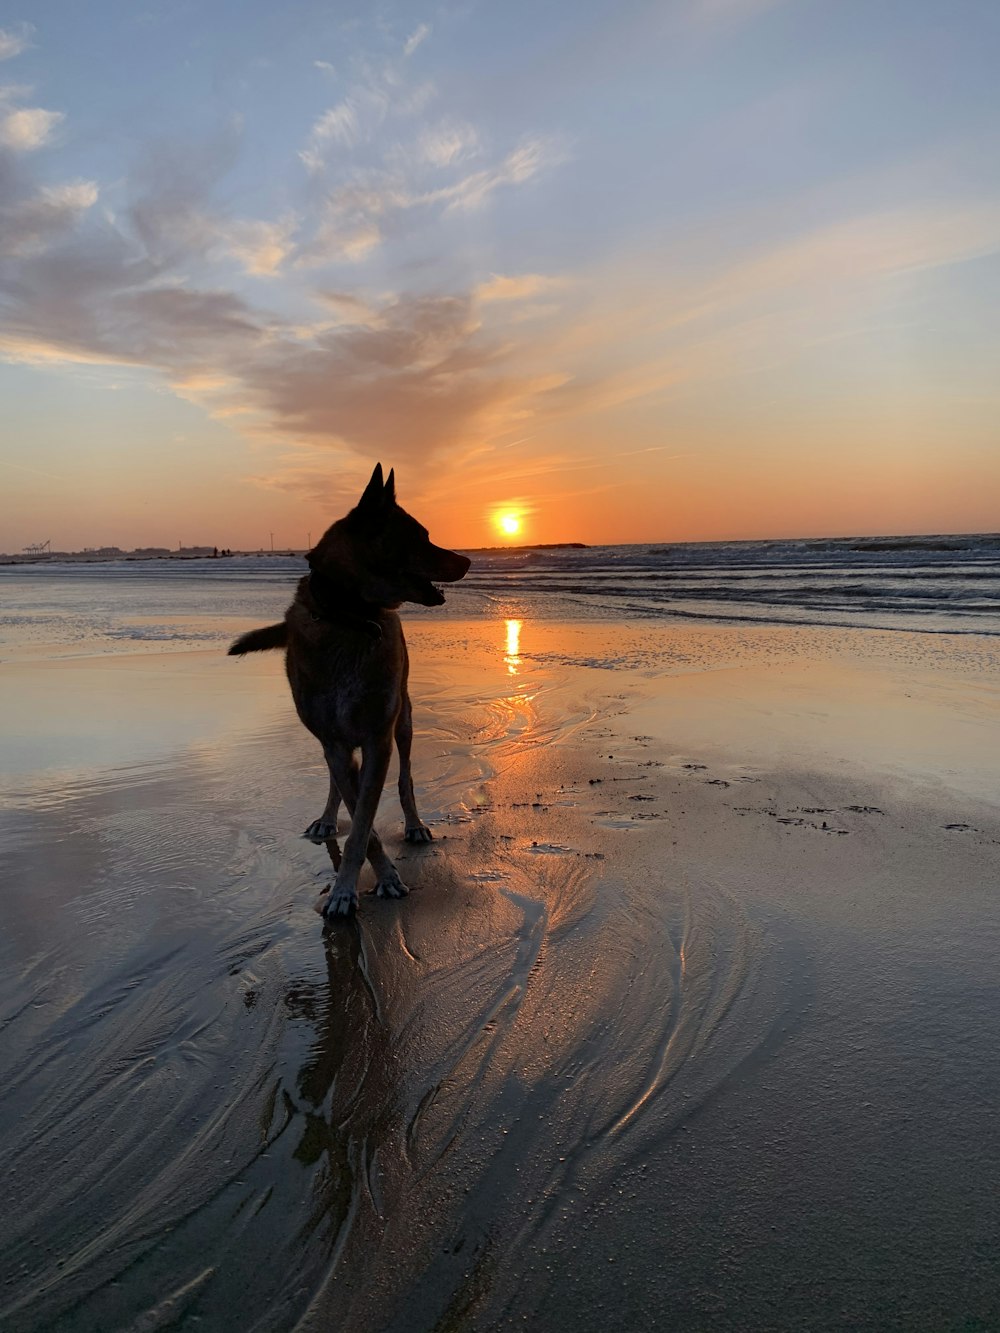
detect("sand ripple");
top-left (0, 649), bottom-right (785, 1331)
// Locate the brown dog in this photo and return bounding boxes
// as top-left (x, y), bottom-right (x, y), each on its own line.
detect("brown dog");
top-left (228, 464), bottom-right (470, 917)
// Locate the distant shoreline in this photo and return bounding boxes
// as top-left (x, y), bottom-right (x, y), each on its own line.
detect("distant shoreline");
top-left (4, 532), bottom-right (1000, 568)
top-left (0, 541), bottom-right (591, 566)
top-left (461, 542), bottom-right (589, 554)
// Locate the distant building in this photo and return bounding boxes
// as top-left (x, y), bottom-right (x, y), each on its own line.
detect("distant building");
top-left (178, 546), bottom-right (215, 556)
top-left (131, 547), bottom-right (172, 557)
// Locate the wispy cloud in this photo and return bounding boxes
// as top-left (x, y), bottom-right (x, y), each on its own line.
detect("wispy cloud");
top-left (314, 289), bottom-right (382, 324)
top-left (312, 99), bottom-right (363, 150)
top-left (294, 208), bottom-right (382, 266)
top-left (536, 199), bottom-right (1000, 424)
top-left (435, 136), bottom-right (560, 212)
top-left (706, 205), bottom-right (1000, 301)
top-left (245, 452), bottom-right (364, 506)
top-left (294, 133), bottom-right (562, 266)
top-left (403, 23), bottom-right (431, 57)
top-left (417, 120), bottom-right (478, 167)
top-left (476, 273), bottom-right (568, 302)
top-left (0, 23), bottom-right (32, 62)
top-left (298, 48), bottom-right (420, 174)
top-left (221, 214), bottom-right (298, 276)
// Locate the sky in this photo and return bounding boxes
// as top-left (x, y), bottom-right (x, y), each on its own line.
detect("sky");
top-left (1, 0), bottom-right (999, 552)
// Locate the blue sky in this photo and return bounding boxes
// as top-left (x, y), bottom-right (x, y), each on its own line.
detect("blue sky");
top-left (1, 0), bottom-right (999, 549)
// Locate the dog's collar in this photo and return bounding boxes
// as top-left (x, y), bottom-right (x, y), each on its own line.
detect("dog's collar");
top-left (306, 570), bottom-right (383, 640)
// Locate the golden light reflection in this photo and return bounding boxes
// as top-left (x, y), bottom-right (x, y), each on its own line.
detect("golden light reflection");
top-left (504, 618), bottom-right (522, 675)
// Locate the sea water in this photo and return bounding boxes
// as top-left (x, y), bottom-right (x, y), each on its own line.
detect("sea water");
top-left (2, 531), bottom-right (999, 658)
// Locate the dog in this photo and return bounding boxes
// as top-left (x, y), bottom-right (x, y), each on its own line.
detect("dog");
top-left (228, 463), bottom-right (470, 918)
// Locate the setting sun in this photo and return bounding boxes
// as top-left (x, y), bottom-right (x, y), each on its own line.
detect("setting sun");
top-left (497, 512), bottom-right (521, 538)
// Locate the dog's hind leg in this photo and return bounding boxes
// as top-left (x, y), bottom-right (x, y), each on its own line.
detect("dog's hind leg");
top-left (318, 742), bottom-right (408, 918)
top-left (303, 748), bottom-right (343, 841)
top-left (395, 690), bottom-right (433, 843)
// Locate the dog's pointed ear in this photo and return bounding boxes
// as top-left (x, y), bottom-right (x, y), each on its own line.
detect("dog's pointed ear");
top-left (384, 468), bottom-right (396, 503)
top-left (358, 463), bottom-right (385, 515)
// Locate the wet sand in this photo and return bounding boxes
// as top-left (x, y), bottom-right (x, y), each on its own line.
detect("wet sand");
top-left (2, 620), bottom-right (1000, 1331)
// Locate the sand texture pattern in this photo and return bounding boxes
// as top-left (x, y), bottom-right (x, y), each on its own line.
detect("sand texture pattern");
top-left (1, 619), bottom-right (999, 1331)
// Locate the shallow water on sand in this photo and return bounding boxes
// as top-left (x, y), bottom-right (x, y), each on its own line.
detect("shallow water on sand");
top-left (2, 618), bottom-right (1000, 1330)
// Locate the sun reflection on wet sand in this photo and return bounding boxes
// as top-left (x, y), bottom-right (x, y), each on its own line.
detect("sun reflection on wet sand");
top-left (504, 618), bottom-right (523, 675)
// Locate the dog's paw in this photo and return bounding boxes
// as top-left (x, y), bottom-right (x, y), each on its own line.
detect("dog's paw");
top-left (304, 817), bottom-right (339, 842)
top-left (404, 823), bottom-right (433, 844)
top-left (373, 870), bottom-right (409, 899)
top-left (315, 885), bottom-right (358, 918)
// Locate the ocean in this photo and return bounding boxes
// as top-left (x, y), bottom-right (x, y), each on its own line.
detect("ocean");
top-left (2, 532), bottom-right (999, 657)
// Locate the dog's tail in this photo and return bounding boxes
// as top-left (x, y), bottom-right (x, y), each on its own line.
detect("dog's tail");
top-left (228, 623), bottom-right (288, 656)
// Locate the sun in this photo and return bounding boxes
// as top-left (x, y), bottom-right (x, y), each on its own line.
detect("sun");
top-left (497, 512), bottom-right (521, 538)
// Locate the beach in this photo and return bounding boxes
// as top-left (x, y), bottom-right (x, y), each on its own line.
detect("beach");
top-left (2, 570), bottom-right (1000, 1331)
top-left (7, 0), bottom-right (1000, 1322)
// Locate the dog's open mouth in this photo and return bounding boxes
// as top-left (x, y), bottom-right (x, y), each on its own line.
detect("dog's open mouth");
top-left (411, 577), bottom-right (445, 606)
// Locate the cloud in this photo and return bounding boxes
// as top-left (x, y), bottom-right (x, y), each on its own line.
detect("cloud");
top-left (0, 105), bottom-right (63, 150)
top-left (295, 207), bottom-right (382, 266)
top-left (221, 214), bottom-right (297, 276)
top-left (0, 177), bottom-right (98, 256)
top-left (245, 454), bottom-right (361, 506)
top-left (122, 286), bottom-right (266, 360)
top-left (127, 131), bottom-right (242, 265)
top-left (296, 134), bottom-right (561, 264)
top-left (6, 100), bottom-right (996, 479)
top-left (0, 29), bottom-right (570, 476)
top-left (404, 23), bottom-right (431, 57)
top-left (725, 206), bottom-right (1000, 295)
top-left (298, 137), bottom-right (556, 267)
top-left (537, 201), bottom-right (1000, 423)
top-left (0, 262), bottom-right (268, 370)
top-left (0, 141), bottom-right (272, 369)
top-left (241, 293), bottom-right (511, 456)
top-left (296, 23), bottom-right (443, 178)
top-left (175, 291), bottom-right (569, 465)
top-left (0, 146), bottom-right (571, 463)
top-left (475, 273), bottom-right (568, 302)
top-left (314, 289), bottom-right (381, 323)
top-left (312, 100), bottom-right (362, 149)
top-left (436, 137), bottom-right (560, 212)
top-left (0, 24), bottom-right (32, 61)
top-left (299, 79), bottom-right (398, 173)
top-left (417, 120), bottom-right (478, 168)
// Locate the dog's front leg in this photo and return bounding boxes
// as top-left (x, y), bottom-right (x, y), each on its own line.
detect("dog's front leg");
top-left (321, 740), bottom-right (407, 917)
